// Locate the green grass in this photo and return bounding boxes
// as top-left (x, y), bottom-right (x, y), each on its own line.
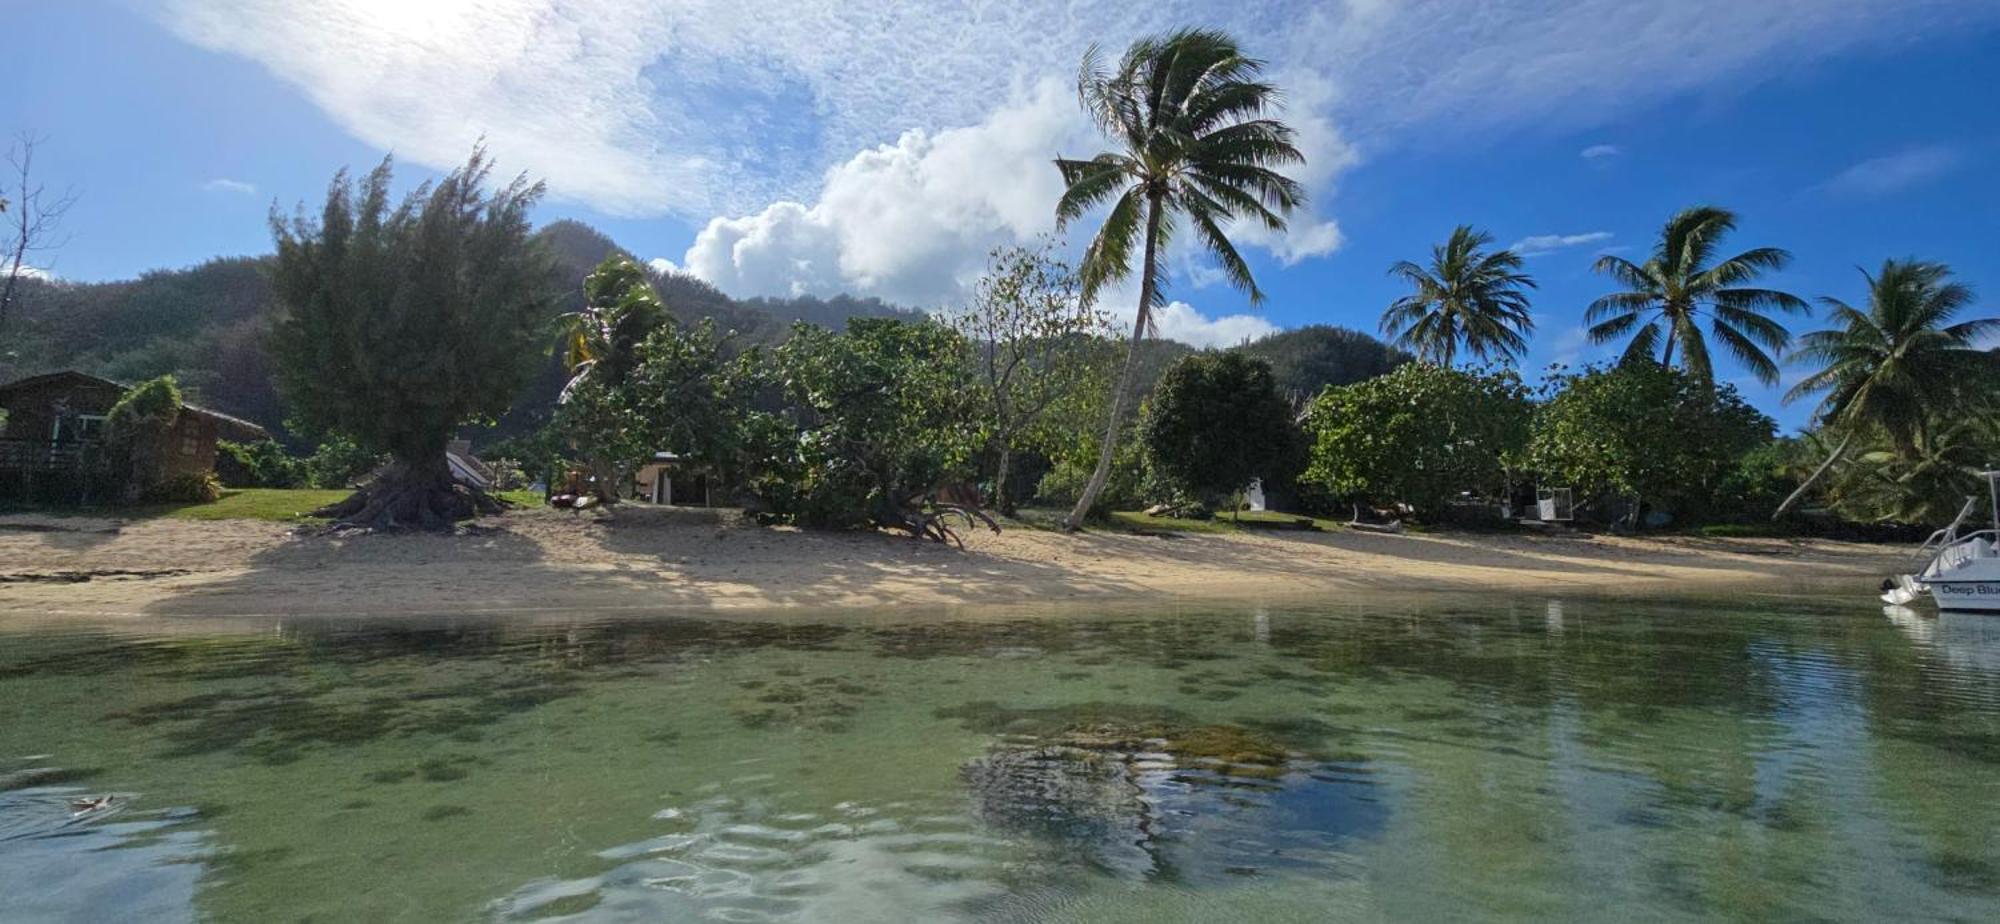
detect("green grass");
top-left (151, 488), bottom-right (352, 522)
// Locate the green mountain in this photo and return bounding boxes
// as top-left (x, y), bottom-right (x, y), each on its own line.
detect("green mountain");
top-left (1, 219), bottom-right (1406, 446)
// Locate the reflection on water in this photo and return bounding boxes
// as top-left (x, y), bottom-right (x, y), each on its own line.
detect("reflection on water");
top-left (1, 595), bottom-right (1998, 922)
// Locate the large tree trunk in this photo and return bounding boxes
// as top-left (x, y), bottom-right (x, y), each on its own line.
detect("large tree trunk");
top-left (1063, 194), bottom-right (1162, 532)
top-left (993, 441), bottom-right (1016, 517)
top-left (312, 453), bottom-right (505, 530)
top-left (1771, 431), bottom-right (1853, 522)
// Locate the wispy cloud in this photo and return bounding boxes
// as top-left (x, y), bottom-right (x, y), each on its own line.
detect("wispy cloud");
top-left (1822, 145), bottom-right (1966, 197)
top-left (1509, 231), bottom-right (1613, 257)
top-left (202, 178), bottom-right (257, 195)
top-left (151, 0), bottom-right (2000, 306)
top-left (1579, 144), bottom-right (1621, 161)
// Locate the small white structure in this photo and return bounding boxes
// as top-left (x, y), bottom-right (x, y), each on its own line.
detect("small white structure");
top-left (1244, 478), bottom-right (1267, 513)
top-left (1886, 471), bottom-right (2000, 611)
top-left (632, 451), bottom-right (714, 506)
top-left (1536, 487), bottom-right (1574, 522)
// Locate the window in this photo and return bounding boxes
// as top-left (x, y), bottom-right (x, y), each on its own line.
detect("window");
top-left (183, 433), bottom-right (200, 456)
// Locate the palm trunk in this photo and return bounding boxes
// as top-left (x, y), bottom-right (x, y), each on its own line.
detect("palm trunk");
top-left (1771, 431), bottom-right (1853, 521)
top-left (1063, 193), bottom-right (1162, 531)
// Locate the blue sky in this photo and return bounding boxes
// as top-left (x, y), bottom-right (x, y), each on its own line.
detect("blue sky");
top-left (7, 0), bottom-right (1999, 430)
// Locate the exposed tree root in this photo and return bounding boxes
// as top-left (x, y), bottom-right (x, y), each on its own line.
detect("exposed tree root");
top-left (310, 460), bottom-right (509, 532)
top-left (878, 501), bottom-right (1001, 549)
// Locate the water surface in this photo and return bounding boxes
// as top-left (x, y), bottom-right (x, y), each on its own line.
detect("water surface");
top-left (2, 593), bottom-right (1997, 922)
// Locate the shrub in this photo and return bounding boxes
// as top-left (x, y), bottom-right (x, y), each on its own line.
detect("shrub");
top-left (140, 472), bottom-right (222, 504)
top-left (217, 439), bottom-right (306, 488)
top-left (304, 437), bottom-right (387, 489)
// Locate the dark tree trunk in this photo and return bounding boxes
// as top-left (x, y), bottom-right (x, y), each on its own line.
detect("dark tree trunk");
top-left (311, 453), bottom-right (507, 530)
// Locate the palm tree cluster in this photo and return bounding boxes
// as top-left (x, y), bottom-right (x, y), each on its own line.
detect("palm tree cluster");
top-left (1049, 28), bottom-right (1990, 530)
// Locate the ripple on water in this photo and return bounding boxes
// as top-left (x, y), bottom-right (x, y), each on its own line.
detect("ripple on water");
top-left (491, 784), bottom-right (1023, 922)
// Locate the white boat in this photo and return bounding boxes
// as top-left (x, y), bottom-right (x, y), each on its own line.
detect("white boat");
top-left (1883, 471), bottom-right (2000, 611)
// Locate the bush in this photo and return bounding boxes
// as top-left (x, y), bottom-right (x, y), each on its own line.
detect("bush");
top-left (140, 472), bottom-right (222, 504)
top-left (304, 437), bottom-right (387, 489)
top-left (217, 439), bottom-right (307, 488)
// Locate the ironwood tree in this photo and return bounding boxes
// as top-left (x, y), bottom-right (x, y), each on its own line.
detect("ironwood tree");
top-left (269, 149), bottom-right (558, 529)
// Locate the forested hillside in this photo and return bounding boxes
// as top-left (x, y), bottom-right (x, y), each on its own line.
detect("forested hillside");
top-left (0, 217), bottom-right (1407, 447)
top-left (0, 220), bottom-right (920, 445)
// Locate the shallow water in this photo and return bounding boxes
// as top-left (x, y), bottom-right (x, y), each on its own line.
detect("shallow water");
top-left (1, 592), bottom-right (1997, 922)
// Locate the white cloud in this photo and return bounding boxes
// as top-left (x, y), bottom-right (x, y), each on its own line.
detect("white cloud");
top-left (1509, 231), bottom-right (1614, 257)
top-left (1822, 145), bottom-right (1966, 197)
top-left (678, 79), bottom-right (1089, 306)
top-left (152, 0), bottom-right (2000, 308)
top-left (1580, 144), bottom-right (1621, 161)
top-left (202, 178), bottom-right (257, 195)
top-left (1150, 301), bottom-right (1279, 349)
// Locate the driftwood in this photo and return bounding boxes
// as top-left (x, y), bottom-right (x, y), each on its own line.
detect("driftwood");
top-left (876, 486), bottom-right (1002, 549)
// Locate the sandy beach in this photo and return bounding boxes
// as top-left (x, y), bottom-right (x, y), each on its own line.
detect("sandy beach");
top-left (0, 507), bottom-right (1910, 621)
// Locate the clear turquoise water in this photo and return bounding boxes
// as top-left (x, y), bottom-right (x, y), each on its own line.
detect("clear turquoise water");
top-left (1, 593), bottom-right (1997, 922)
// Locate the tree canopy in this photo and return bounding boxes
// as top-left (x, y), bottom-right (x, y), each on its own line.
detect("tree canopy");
top-left (268, 148), bottom-right (559, 527)
top-left (1142, 352), bottom-right (1295, 507)
top-left (1302, 363), bottom-right (1531, 519)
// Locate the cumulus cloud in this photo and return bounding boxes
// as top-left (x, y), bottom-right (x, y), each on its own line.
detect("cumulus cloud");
top-left (1509, 231), bottom-right (1613, 257)
top-left (202, 178), bottom-right (257, 194)
top-left (678, 79), bottom-right (1089, 305)
top-left (153, 0), bottom-right (2000, 307)
top-left (1822, 145), bottom-right (1966, 197)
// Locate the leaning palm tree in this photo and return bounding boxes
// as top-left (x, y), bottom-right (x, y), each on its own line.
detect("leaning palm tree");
top-left (1772, 259), bottom-right (1995, 519)
top-left (1053, 28), bottom-right (1305, 531)
top-left (1380, 225), bottom-right (1536, 367)
top-left (1586, 206), bottom-right (1808, 389)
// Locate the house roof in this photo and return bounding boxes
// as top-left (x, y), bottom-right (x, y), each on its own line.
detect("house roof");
top-left (0, 370), bottom-right (272, 440)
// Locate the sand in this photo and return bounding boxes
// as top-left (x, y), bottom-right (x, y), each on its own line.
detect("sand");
top-left (0, 506), bottom-right (1907, 621)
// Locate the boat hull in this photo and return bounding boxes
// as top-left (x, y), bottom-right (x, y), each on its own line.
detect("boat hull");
top-left (1925, 581), bottom-right (2000, 611)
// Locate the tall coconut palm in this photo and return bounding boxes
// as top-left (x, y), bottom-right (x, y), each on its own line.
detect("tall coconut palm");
top-left (1586, 206), bottom-right (1808, 389)
top-left (1771, 259), bottom-right (1994, 519)
top-left (1053, 28), bottom-right (1305, 531)
top-left (1380, 225), bottom-right (1536, 367)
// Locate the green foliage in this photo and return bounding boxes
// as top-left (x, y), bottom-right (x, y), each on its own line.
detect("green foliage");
top-left (268, 148), bottom-right (559, 470)
top-left (1142, 353), bottom-right (1295, 505)
top-left (217, 439), bottom-right (306, 489)
top-left (1381, 225), bottom-right (1537, 367)
top-left (1236, 325), bottom-right (1409, 399)
top-left (950, 240), bottom-right (1111, 512)
top-left (139, 471), bottom-right (222, 504)
top-left (758, 319), bottom-right (979, 529)
top-left (624, 318), bottom-right (769, 489)
top-left (105, 374), bottom-right (182, 442)
top-left (1787, 259), bottom-right (1997, 455)
top-left (1054, 27), bottom-right (1304, 528)
top-left (1529, 363), bottom-right (1774, 525)
top-left (303, 437), bottom-right (386, 489)
top-left (1586, 206), bottom-right (1808, 389)
top-left (1828, 419), bottom-right (2000, 526)
top-left (1303, 363), bottom-right (1531, 518)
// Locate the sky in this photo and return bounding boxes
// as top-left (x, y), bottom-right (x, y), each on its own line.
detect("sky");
top-left (6, 0), bottom-right (1999, 430)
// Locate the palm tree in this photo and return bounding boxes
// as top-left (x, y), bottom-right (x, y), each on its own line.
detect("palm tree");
top-left (1772, 259), bottom-right (1995, 519)
top-left (558, 254), bottom-right (667, 400)
top-left (1586, 206), bottom-right (1808, 389)
top-left (1380, 225), bottom-right (1536, 367)
top-left (1052, 28), bottom-right (1305, 531)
